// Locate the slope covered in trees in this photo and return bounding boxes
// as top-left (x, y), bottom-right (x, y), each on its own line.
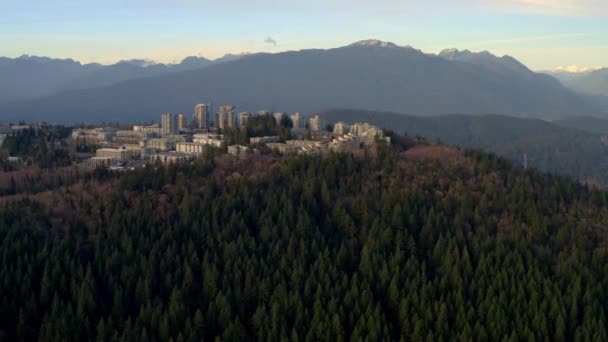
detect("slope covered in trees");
top-left (322, 109), bottom-right (608, 186)
top-left (2, 142), bottom-right (608, 341)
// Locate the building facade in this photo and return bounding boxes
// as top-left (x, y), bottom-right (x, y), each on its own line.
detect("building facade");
top-left (309, 115), bottom-right (321, 131)
top-left (175, 142), bottom-right (207, 155)
top-left (291, 112), bottom-right (302, 129)
top-left (333, 121), bottom-right (350, 135)
top-left (176, 113), bottom-right (187, 131)
top-left (161, 112), bottom-right (177, 135)
top-left (238, 112), bottom-right (251, 129)
top-left (218, 105), bottom-right (235, 130)
top-left (193, 104), bottom-right (210, 130)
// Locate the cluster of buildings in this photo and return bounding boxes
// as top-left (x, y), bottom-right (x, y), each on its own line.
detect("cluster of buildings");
top-left (70, 103), bottom-right (385, 168)
top-left (260, 122), bottom-right (389, 156)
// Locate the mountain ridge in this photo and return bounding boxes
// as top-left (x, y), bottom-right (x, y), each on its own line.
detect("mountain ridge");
top-left (0, 40), bottom-right (597, 123)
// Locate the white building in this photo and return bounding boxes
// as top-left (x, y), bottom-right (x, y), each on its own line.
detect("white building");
top-left (228, 144), bottom-right (251, 158)
top-left (133, 124), bottom-right (162, 136)
top-left (217, 105), bottom-right (235, 130)
top-left (291, 112), bottom-right (302, 129)
top-left (149, 152), bottom-right (194, 164)
top-left (192, 133), bottom-right (224, 147)
top-left (72, 127), bottom-right (117, 143)
top-left (161, 112), bottom-right (177, 135)
top-left (309, 115), bottom-right (321, 131)
top-left (193, 104), bottom-right (210, 130)
top-left (333, 122), bottom-right (350, 135)
top-left (175, 142), bottom-right (207, 156)
top-left (238, 112), bottom-right (251, 129)
top-left (96, 146), bottom-right (141, 162)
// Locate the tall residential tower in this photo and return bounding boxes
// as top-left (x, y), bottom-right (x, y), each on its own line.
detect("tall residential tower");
top-left (193, 104), bottom-right (210, 130)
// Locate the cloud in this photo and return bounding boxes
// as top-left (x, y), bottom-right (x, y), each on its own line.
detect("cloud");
top-left (486, 0), bottom-right (608, 15)
top-left (468, 32), bottom-right (594, 46)
top-left (264, 36), bottom-right (277, 46)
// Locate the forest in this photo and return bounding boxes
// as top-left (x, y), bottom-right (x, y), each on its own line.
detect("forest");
top-left (2, 139), bottom-right (608, 341)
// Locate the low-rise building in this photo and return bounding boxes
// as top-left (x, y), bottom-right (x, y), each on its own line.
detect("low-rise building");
top-left (266, 143), bottom-right (298, 155)
top-left (250, 136), bottom-right (281, 144)
top-left (96, 146), bottom-right (141, 162)
top-left (149, 152), bottom-right (194, 164)
top-left (192, 133), bottom-right (224, 147)
top-left (72, 127), bottom-right (117, 143)
top-left (140, 138), bottom-right (176, 152)
top-left (88, 157), bottom-right (114, 168)
top-left (228, 144), bottom-right (252, 158)
top-left (133, 124), bottom-right (162, 136)
top-left (175, 142), bottom-right (207, 156)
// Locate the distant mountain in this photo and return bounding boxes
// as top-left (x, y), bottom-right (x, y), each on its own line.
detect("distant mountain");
top-left (438, 48), bottom-right (531, 76)
top-left (0, 55), bottom-right (215, 104)
top-left (321, 109), bottom-right (608, 185)
top-left (0, 55), bottom-right (101, 103)
top-left (0, 40), bottom-right (595, 123)
top-left (553, 115), bottom-right (608, 135)
top-left (547, 68), bottom-right (608, 96)
top-left (565, 69), bottom-right (608, 96)
top-left (58, 57), bottom-right (214, 92)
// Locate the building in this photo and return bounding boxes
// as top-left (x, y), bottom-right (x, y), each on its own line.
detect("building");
top-left (193, 104), bottom-right (210, 129)
top-left (161, 112), bottom-right (177, 135)
top-left (266, 143), bottom-right (297, 155)
top-left (217, 105), bottom-right (235, 130)
top-left (192, 133), bottom-right (224, 147)
top-left (349, 123), bottom-right (388, 145)
top-left (175, 142), bottom-right (207, 156)
top-left (112, 130), bottom-right (148, 145)
top-left (140, 138), bottom-right (176, 152)
top-left (228, 144), bottom-right (250, 158)
top-left (291, 112), bottom-right (302, 129)
top-left (88, 157), bottom-right (114, 168)
top-left (273, 112), bottom-right (285, 125)
top-left (96, 146), bottom-right (141, 162)
top-left (149, 152), bottom-right (194, 164)
top-left (238, 112), bottom-right (251, 129)
top-left (71, 127), bottom-right (117, 144)
top-left (250, 136), bottom-right (281, 144)
top-left (133, 124), bottom-right (162, 136)
top-left (176, 113), bottom-right (187, 131)
top-left (333, 122), bottom-right (350, 135)
top-left (309, 115), bottom-right (321, 131)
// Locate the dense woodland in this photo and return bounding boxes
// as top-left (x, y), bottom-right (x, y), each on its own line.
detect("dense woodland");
top-left (2, 139), bottom-right (608, 341)
top-left (1, 126), bottom-right (73, 169)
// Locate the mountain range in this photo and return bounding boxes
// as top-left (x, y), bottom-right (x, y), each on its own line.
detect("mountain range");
top-left (0, 54), bottom-right (253, 104)
top-left (0, 40), bottom-right (599, 123)
top-left (548, 68), bottom-right (608, 97)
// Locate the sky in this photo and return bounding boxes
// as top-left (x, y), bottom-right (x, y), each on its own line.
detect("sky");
top-left (0, 0), bottom-right (606, 70)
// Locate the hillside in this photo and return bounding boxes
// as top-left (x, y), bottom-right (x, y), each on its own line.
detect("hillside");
top-left (2, 143), bottom-right (608, 340)
top-left (321, 109), bottom-right (608, 185)
top-left (0, 40), bottom-right (595, 123)
top-left (553, 115), bottom-right (608, 135)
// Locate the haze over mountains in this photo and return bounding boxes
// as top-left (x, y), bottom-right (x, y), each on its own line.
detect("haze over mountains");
top-left (548, 68), bottom-right (608, 97)
top-left (0, 40), bottom-right (601, 123)
top-left (0, 54), bottom-right (244, 104)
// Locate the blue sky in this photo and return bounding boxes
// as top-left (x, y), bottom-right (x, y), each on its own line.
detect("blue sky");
top-left (0, 0), bottom-right (606, 70)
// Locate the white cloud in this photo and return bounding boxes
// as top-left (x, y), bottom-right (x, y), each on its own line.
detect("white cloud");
top-left (554, 65), bottom-right (599, 73)
top-left (482, 0), bottom-right (608, 15)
